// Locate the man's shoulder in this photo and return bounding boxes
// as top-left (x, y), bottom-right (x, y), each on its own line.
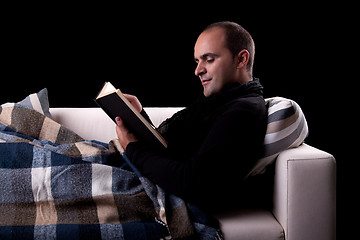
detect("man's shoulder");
top-left (211, 96), bottom-right (266, 125)
top-left (227, 95), bottom-right (266, 114)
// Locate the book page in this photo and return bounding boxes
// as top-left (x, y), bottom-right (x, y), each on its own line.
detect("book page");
top-left (97, 82), bottom-right (117, 99)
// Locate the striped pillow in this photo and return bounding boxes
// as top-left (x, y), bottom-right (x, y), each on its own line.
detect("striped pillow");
top-left (17, 88), bottom-right (52, 118)
top-left (247, 97), bottom-right (309, 177)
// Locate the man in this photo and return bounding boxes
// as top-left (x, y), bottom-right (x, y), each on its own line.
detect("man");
top-left (115, 21), bottom-right (268, 212)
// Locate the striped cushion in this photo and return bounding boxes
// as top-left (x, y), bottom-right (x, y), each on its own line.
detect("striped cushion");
top-left (247, 97), bottom-right (309, 177)
top-left (17, 88), bottom-right (52, 118)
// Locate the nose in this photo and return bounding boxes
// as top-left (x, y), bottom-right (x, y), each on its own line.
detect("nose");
top-left (195, 62), bottom-right (206, 77)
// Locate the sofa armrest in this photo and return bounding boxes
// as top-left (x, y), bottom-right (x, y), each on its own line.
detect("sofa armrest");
top-left (272, 144), bottom-right (336, 240)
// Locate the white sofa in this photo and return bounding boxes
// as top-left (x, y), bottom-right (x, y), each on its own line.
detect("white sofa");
top-left (50, 107), bottom-right (336, 240)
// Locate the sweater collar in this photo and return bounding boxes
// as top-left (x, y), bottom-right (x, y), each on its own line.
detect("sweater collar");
top-left (200, 78), bottom-right (264, 103)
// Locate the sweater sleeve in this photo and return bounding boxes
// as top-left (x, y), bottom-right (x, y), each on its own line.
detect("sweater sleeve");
top-left (126, 106), bottom-right (265, 207)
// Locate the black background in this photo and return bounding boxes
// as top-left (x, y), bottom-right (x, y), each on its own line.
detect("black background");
top-left (1, 3), bottom-right (357, 238)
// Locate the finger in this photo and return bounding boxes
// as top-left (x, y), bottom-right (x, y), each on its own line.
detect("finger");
top-left (115, 117), bottom-right (130, 135)
top-left (122, 94), bottom-right (142, 112)
top-left (123, 94), bottom-right (136, 105)
top-left (115, 116), bottom-right (122, 126)
top-left (115, 117), bottom-right (127, 132)
top-left (123, 93), bottom-right (135, 100)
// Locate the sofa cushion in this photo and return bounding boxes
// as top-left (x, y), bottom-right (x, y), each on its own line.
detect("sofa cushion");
top-left (247, 97), bottom-right (309, 176)
top-left (143, 107), bottom-right (184, 127)
top-left (49, 107), bottom-right (183, 143)
top-left (215, 209), bottom-right (284, 240)
top-left (1, 88), bottom-right (52, 119)
top-left (50, 108), bottom-right (116, 143)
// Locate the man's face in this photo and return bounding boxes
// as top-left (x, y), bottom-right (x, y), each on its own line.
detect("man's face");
top-left (194, 27), bottom-right (237, 97)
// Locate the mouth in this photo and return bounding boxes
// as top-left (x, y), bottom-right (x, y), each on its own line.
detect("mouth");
top-left (201, 79), bottom-right (212, 86)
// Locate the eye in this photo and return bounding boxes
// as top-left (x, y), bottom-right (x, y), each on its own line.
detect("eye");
top-left (206, 58), bottom-right (215, 63)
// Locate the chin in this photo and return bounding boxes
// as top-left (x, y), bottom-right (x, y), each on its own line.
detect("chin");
top-left (203, 85), bottom-right (219, 97)
top-left (203, 88), bottom-right (212, 97)
top-left (203, 90), bottom-right (215, 97)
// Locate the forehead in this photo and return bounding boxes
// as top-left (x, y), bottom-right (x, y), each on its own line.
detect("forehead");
top-left (194, 27), bottom-right (227, 57)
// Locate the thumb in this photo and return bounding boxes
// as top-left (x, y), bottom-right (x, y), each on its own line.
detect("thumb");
top-left (115, 116), bottom-right (122, 125)
top-left (115, 117), bottom-right (128, 132)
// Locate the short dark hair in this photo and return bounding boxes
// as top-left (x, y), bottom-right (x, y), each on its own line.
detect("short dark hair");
top-left (204, 21), bottom-right (255, 75)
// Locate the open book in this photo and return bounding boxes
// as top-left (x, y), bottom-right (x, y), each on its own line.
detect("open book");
top-left (94, 82), bottom-right (167, 150)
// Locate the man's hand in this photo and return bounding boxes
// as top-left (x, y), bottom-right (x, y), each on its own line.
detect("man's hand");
top-left (123, 94), bottom-right (142, 113)
top-left (115, 117), bottom-right (137, 150)
top-left (115, 93), bottom-right (141, 150)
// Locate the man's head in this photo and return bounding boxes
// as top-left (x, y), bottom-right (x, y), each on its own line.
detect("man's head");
top-left (194, 21), bottom-right (255, 97)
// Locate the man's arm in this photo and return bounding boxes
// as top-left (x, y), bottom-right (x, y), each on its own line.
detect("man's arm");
top-left (125, 106), bottom-right (266, 207)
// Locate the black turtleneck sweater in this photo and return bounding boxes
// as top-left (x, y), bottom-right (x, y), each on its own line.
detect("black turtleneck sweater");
top-left (126, 79), bottom-right (268, 212)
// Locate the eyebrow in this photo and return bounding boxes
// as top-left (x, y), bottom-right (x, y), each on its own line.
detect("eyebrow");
top-left (194, 52), bottom-right (219, 62)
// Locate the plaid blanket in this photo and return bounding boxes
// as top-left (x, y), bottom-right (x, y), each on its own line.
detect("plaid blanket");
top-left (0, 103), bottom-right (222, 239)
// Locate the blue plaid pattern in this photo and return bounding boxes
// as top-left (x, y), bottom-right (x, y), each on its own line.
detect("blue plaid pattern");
top-left (0, 103), bottom-right (222, 239)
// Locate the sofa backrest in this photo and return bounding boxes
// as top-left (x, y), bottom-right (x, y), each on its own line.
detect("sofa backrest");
top-left (51, 98), bottom-right (308, 178)
top-left (50, 107), bottom-right (183, 143)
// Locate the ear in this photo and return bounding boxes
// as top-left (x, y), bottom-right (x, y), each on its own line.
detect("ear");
top-left (235, 49), bottom-right (250, 69)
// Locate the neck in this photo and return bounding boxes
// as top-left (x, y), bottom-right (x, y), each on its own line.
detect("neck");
top-left (237, 71), bottom-right (253, 84)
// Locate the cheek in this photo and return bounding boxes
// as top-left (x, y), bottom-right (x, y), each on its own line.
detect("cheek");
top-left (211, 64), bottom-right (229, 85)
top-left (207, 62), bottom-right (223, 79)
top-left (219, 62), bottom-right (236, 83)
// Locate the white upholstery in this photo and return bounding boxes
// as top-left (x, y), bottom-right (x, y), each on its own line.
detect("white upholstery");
top-left (49, 107), bottom-right (336, 240)
top-left (215, 209), bottom-right (284, 240)
top-left (50, 108), bottom-right (183, 143)
top-left (273, 144), bottom-right (336, 240)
